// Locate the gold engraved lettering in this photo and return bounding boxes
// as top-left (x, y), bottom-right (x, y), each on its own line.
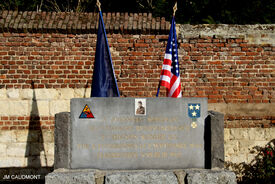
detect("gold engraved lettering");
top-left (168, 135), bottom-right (177, 140)
top-left (169, 152), bottom-right (182, 157)
top-left (188, 143), bottom-right (203, 148)
top-left (141, 134), bottom-right (165, 140)
top-left (98, 152), bottom-right (138, 159)
top-left (135, 125), bottom-right (186, 132)
top-left (112, 134), bottom-right (138, 140)
top-left (77, 144), bottom-right (89, 149)
top-left (91, 144), bottom-right (96, 149)
top-left (141, 152), bottom-right (169, 158)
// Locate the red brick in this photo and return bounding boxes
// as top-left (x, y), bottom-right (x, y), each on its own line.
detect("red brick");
top-left (134, 43), bottom-right (149, 48)
top-left (1, 117), bottom-right (9, 120)
top-left (1, 126), bottom-right (9, 130)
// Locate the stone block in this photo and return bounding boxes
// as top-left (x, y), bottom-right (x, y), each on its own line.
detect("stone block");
top-left (224, 140), bottom-right (239, 154)
top-left (230, 128), bottom-right (249, 140)
top-left (9, 100), bottom-right (29, 116)
top-left (248, 128), bottom-right (266, 141)
top-left (70, 98), bottom-right (207, 169)
top-left (74, 88), bottom-right (91, 98)
top-left (45, 169), bottom-right (95, 184)
top-left (265, 128), bottom-right (275, 140)
top-left (7, 89), bottom-right (20, 99)
top-left (14, 129), bottom-right (28, 143)
top-left (50, 100), bottom-right (70, 116)
top-left (42, 130), bottom-right (54, 143)
top-left (36, 100), bottom-right (50, 116)
top-left (35, 89), bottom-right (58, 100)
top-left (74, 88), bottom-right (86, 98)
top-left (185, 169), bottom-right (237, 184)
top-left (208, 103), bottom-right (227, 114)
top-left (25, 142), bottom-right (46, 156)
top-left (0, 88), bottom-right (6, 99)
top-left (229, 153), bottom-right (247, 163)
top-left (0, 130), bottom-right (13, 143)
top-left (44, 143), bottom-right (54, 156)
top-left (105, 171), bottom-right (178, 184)
top-left (40, 154), bottom-right (54, 167)
top-left (224, 128), bottom-right (230, 141)
top-left (58, 88), bottom-right (74, 99)
top-left (85, 88), bottom-right (91, 98)
top-left (6, 143), bottom-right (27, 157)
top-left (15, 130), bottom-right (40, 143)
top-left (205, 111), bottom-right (224, 169)
top-left (20, 89), bottom-right (33, 99)
top-left (239, 140), bottom-right (256, 153)
top-left (0, 100), bottom-right (9, 115)
top-left (45, 169), bottom-right (236, 184)
top-left (0, 143), bottom-right (7, 156)
top-left (25, 155), bottom-right (47, 167)
top-left (0, 157), bottom-right (25, 167)
top-left (226, 103), bottom-right (274, 117)
top-left (54, 112), bottom-right (71, 169)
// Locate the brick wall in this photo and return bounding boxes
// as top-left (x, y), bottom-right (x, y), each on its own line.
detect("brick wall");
top-left (0, 11), bottom-right (274, 172)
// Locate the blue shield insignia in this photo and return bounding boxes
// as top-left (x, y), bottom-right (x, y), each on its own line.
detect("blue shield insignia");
top-left (188, 103), bottom-right (201, 118)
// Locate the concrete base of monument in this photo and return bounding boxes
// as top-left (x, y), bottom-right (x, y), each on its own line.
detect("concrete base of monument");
top-left (45, 168), bottom-right (237, 184)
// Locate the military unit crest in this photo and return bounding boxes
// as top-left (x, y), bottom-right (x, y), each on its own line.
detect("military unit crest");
top-left (79, 104), bottom-right (94, 119)
top-left (188, 103), bottom-right (201, 128)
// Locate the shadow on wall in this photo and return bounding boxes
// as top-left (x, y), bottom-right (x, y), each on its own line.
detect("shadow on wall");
top-left (225, 139), bottom-right (275, 184)
top-left (0, 82), bottom-right (54, 183)
top-left (25, 81), bottom-right (47, 167)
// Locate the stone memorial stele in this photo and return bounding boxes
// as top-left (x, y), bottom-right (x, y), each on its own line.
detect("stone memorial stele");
top-left (70, 97), bottom-right (207, 169)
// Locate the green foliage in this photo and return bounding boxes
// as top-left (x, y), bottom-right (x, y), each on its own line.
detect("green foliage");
top-left (226, 139), bottom-right (275, 184)
top-left (0, 0), bottom-right (40, 11)
top-left (0, 0), bottom-right (274, 24)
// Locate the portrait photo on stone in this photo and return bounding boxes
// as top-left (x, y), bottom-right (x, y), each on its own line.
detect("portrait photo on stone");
top-left (135, 98), bottom-right (146, 115)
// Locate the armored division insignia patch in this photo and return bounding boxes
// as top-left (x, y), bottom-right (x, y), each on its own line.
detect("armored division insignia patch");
top-left (188, 103), bottom-right (201, 118)
top-left (79, 104), bottom-right (94, 119)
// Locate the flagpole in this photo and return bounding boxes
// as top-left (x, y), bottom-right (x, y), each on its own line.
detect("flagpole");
top-left (92, 0), bottom-right (120, 97)
top-left (156, 2), bottom-right (177, 97)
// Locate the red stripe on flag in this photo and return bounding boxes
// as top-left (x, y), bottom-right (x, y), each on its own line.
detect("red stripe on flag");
top-left (161, 70), bottom-right (171, 77)
top-left (170, 75), bottom-right (177, 87)
top-left (160, 80), bottom-right (170, 89)
top-left (171, 85), bottom-right (181, 97)
top-left (168, 75), bottom-right (181, 97)
top-left (163, 59), bottom-right (172, 65)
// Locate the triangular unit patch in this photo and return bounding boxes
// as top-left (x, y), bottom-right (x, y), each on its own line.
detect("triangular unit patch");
top-left (79, 104), bottom-right (95, 119)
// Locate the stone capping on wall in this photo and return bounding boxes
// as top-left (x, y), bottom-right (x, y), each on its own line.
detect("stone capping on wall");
top-left (0, 10), bottom-right (170, 34)
top-left (178, 24), bottom-right (275, 45)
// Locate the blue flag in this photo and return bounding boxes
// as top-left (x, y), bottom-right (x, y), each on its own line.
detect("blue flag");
top-left (91, 11), bottom-right (120, 97)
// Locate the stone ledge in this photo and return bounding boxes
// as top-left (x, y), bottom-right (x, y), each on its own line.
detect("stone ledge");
top-left (45, 168), bottom-right (236, 184)
top-left (178, 24), bottom-right (275, 45)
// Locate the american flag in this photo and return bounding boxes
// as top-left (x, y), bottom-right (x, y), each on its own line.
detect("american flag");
top-left (157, 17), bottom-right (182, 98)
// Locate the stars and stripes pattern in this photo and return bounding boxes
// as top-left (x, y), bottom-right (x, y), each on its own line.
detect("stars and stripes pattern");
top-left (158, 17), bottom-right (182, 98)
